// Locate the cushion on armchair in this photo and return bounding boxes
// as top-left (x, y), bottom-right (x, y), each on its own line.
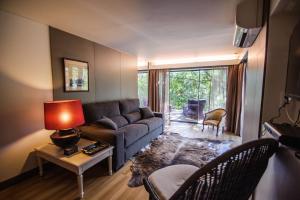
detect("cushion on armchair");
top-left (148, 165), bottom-right (199, 200)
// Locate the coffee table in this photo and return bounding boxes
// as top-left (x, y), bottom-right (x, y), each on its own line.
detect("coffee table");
top-left (35, 138), bottom-right (114, 199)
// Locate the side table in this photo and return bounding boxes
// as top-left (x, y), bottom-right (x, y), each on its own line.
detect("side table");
top-left (35, 138), bottom-right (114, 199)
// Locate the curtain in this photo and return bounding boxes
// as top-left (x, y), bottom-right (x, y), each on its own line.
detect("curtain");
top-left (148, 69), bottom-right (169, 113)
top-left (148, 69), bottom-right (160, 112)
top-left (208, 67), bottom-right (228, 111)
top-left (226, 62), bottom-right (245, 136)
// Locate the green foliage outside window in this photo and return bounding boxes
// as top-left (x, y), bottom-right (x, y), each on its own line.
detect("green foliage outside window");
top-left (137, 68), bottom-right (227, 111)
top-left (169, 68), bottom-right (227, 111)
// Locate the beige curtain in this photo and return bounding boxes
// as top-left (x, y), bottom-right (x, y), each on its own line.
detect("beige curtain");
top-left (148, 69), bottom-right (169, 113)
top-left (226, 62), bottom-right (245, 135)
top-left (159, 69), bottom-right (169, 115)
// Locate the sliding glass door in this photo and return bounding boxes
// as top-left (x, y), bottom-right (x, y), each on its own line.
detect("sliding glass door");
top-left (169, 70), bottom-right (200, 123)
top-left (169, 67), bottom-right (227, 123)
top-left (137, 71), bottom-right (149, 107)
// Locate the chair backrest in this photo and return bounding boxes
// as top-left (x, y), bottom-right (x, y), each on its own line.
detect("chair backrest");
top-left (205, 108), bottom-right (226, 121)
top-left (170, 138), bottom-right (278, 200)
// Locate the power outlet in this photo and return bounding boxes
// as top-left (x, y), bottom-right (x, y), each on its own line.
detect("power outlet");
top-left (279, 92), bottom-right (292, 106)
top-left (284, 96), bottom-right (292, 104)
top-left (279, 92), bottom-right (285, 106)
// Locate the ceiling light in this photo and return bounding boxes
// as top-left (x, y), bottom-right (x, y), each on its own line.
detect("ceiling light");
top-left (152, 54), bottom-right (239, 66)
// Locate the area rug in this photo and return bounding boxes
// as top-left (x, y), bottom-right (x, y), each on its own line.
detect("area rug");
top-left (128, 132), bottom-right (234, 187)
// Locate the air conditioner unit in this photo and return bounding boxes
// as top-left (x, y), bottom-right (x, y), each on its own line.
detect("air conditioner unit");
top-left (233, 0), bottom-right (264, 48)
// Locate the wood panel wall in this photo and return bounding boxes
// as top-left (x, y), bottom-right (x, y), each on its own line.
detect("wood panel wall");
top-left (241, 25), bottom-right (267, 142)
top-left (49, 27), bottom-right (137, 103)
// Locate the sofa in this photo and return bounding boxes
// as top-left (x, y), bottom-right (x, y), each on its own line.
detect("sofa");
top-left (79, 99), bottom-right (164, 170)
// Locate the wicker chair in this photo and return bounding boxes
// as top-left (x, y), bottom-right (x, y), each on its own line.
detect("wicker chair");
top-left (143, 138), bottom-right (278, 200)
top-left (202, 108), bottom-right (226, 136)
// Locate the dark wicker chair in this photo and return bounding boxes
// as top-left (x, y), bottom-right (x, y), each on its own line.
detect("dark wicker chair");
top-left (143, 138), bottom-right (278, 200)
top-left (183, 99), bottom-right (207, 119)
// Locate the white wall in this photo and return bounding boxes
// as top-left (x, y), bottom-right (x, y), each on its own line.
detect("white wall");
top-left (0, 11), bottom-right (53, 182)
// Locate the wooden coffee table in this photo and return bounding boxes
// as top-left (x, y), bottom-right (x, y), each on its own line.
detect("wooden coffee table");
top-left (35, 138), bottom-right (114, 199)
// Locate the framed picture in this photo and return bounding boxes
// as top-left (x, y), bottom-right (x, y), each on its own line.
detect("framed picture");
top-left (63, 58), bottom-right (89, 92)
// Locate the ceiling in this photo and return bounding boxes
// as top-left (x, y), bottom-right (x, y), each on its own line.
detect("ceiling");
top-left (0, 0), bottom-right (243, 64)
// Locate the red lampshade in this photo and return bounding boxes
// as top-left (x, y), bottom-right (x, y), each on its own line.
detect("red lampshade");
top-left (44, 100), bottom-right (85, 130)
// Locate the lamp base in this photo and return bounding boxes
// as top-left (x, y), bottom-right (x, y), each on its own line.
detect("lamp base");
top-left (64, 145), bottom-right (79, 156)
top-left (50, 129), bottom-right (80, 149)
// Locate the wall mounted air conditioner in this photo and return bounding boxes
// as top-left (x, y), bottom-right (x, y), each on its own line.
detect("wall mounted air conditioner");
top-left (233, 0), bottom-right (264, 48)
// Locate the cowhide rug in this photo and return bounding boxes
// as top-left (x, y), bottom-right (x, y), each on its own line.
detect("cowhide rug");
top-left (128, 132), bottom-right (233, 187)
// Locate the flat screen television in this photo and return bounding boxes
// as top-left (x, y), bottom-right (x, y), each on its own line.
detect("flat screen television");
top-left (285, 21), bottom-right (300, 100)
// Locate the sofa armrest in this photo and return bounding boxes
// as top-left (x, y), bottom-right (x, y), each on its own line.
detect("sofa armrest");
top-left (79, 124), bottom-right (125, 170)
top-left (153, 112), bottom-right (164, 119)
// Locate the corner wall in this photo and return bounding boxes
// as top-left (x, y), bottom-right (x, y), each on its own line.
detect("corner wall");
top-left (0, 11), bottom-right (53, 182)
top-left (255, 11), bottom-right (300, 200)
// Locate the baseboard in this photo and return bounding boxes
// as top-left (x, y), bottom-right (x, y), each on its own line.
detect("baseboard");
top-left (0, 163), bottom-right (54, 191)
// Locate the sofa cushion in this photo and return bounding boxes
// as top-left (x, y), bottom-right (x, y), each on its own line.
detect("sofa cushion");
top-left (135, 117), bottom-right (163, 132)
top-left (83, 101), bottom-right (121, 123)
top-left (124, 111), bottom-right (142, 123)
top-left (110, 115), bottom-right (128, 128)
top-left (119, 124), bottom-right (148, 147)
top-left (119, 99), bottom-right (140, 114)
top-left (140, 107), bottom-right (155, 119)
top-left (79, 124), bottom-right (120, 145)
top-left (96, 116), bottom-right (118, 130)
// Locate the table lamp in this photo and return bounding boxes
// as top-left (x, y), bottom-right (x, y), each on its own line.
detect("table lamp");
top-left (44, 100), bottom-right (85, 153)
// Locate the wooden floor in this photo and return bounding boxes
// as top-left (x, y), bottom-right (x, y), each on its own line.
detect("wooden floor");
top-left (0, 122), bottom-right (240, 200)
top-left (0, 161), bottom-right (148, 200)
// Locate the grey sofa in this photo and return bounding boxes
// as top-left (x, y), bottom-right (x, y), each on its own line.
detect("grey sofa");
top-left (79, 99), bottom-right (164, 170)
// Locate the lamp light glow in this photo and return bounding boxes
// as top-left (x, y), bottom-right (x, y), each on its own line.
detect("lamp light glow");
top-left (60, 112), bottom-right (71, 123)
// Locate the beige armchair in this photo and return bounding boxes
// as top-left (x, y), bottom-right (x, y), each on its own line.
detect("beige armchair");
top-left (202, 108), bottom-right (226, 135)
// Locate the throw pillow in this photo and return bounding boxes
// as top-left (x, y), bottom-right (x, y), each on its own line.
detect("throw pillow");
top-left (124, 112), bottom-right (141, 123)
top-left (140, 107), bottom-right (155, 119)
top-left (96, 116), bottom-right (118, 130)
top-left (110, 115), bottom-right (128, 128)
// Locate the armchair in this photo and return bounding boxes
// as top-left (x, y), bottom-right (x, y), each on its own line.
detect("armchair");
top-left (202, 108), bottom-right (226, 136)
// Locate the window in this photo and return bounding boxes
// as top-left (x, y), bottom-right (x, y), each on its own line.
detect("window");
top-left (137, 71), bottom-right (149, 107)
top-left (169, 67), bottom-right (227, 123)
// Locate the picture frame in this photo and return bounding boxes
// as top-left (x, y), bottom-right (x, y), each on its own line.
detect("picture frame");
top-left (63, 58), bottom-right (89, 92)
